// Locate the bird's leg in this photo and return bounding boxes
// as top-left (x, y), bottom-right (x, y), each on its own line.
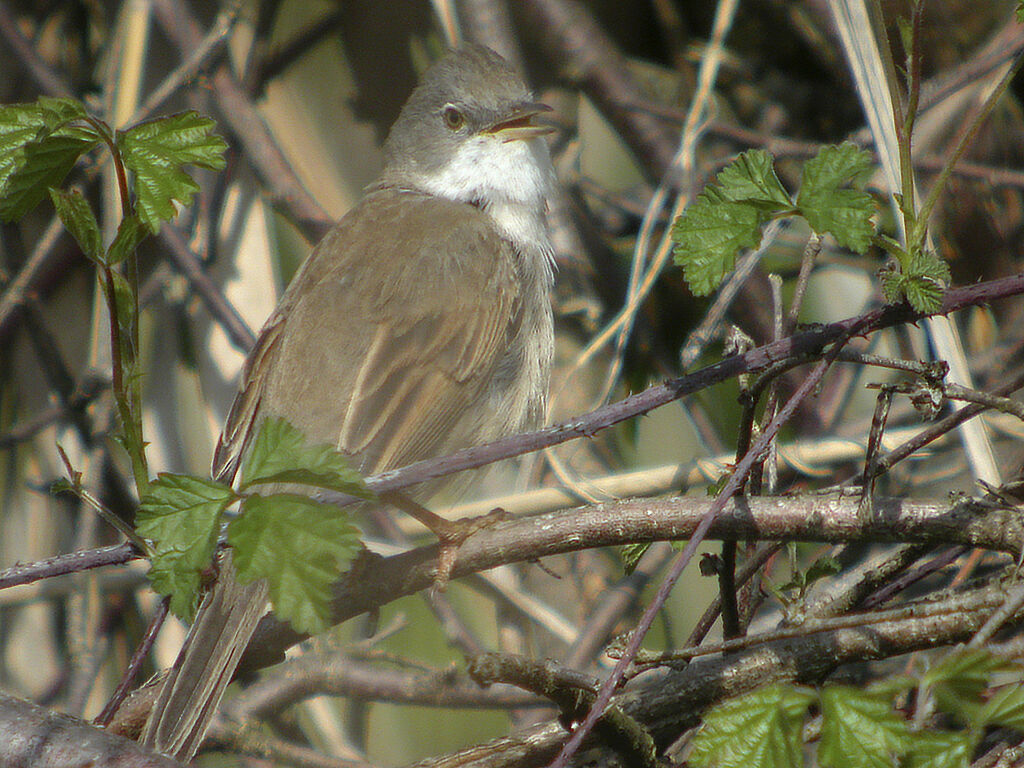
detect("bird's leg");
top-left (379, 490), bottom-right (505, 588)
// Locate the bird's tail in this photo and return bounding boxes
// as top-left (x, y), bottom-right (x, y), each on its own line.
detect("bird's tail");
top-left (141, 553), bottom-right (268, 760)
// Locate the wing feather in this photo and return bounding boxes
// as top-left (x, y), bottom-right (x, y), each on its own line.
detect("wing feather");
top-left (214, 187), bottom-right (522, 485)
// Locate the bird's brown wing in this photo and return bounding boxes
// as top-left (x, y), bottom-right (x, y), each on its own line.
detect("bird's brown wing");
top-left (213, 187), bottom-right (522, 483)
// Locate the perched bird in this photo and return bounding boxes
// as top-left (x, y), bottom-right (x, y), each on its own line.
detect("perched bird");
top-left (142, 44), bottom-right (557, 759)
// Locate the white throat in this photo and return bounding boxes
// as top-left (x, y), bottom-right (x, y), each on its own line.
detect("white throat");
top-left (409, 135), bottom-right (556, 273)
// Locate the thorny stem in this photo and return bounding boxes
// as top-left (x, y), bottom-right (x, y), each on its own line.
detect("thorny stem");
top-left (83, 115), bottom-right (149, 495)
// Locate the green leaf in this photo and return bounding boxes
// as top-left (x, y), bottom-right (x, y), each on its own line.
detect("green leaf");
top-left (137, 473), bottom-right (236, 620)
top-left (148, 549), bottom-right (205, 620)
top-left (671, 149), bottom-right (795, 296)
top-left (108, 269), bottom-right (137, 341)
top-left (0, 131), bottom-right (98, 221)
top-left (796, 142), bottom-right (876, 252)
top-left (106, 214), bottom-right (146, 265)
top-left (672, 195), bottom-right (764, 296)
top-left (880, 268), bottom-right (906, 304)
top-left (228, 494), bottom-right (362, 634)
top-left (37, 96), bottom-right (89, 129)
top-left (923, 649), bottom-right (1008, 696)
top-left (978, 682), bottom-right (1024, 730)
top-left (689, 684), bottom-right (813, 768)
top-left (714, 149), bottom-right (792, 207)
top-left (904, 731), bottom-right (973, 768)
top-left (621, 542), bottom-right (650, 575)
top-left (241, 416), bottom-right (374, 499)
top-left (819, 685), bottom-right (909, 768)
top-left (0, 99), bottom-right (96, 191)
top-left (902, 275), bottom-right (943, 313)
top-left (118, 111), bottom-right (227, 232)
top-left (48, 187), bottom-right (101, 262)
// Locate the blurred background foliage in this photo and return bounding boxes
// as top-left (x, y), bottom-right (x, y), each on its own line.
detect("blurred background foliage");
top-left (2, 0), bottom-right (1024, 765)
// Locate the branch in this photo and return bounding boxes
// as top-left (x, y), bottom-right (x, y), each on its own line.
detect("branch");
top-left (0, 691), bottom-right (184, 767)
top-left (238, 493), bottom-right (1019, 675)
top-left (411, 579), bottom-right (1020, 768)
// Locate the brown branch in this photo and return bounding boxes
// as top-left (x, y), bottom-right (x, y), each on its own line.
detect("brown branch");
top-left (238, 493), bottom-right (1021, 675)
top-left (228, 654), bottom-right (542, 719)
top-left (0, 543), bottom-right (137, 590)
top-left (411, 578), bottom-right (1019, 768)
top-left (0, 691), bottom-right (185, 767)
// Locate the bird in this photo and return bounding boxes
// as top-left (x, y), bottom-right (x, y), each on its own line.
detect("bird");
top-left (140, 44), bottom-right (557, 760)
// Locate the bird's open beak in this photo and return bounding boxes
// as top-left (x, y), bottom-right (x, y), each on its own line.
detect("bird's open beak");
top-left (485, 102), bottom-right (555, 143)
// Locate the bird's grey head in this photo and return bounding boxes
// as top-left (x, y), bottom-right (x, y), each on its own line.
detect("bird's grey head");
top-left (380, 45), bottom-right (555, 213)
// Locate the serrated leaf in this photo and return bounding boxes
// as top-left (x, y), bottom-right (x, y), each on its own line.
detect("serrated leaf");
top-left (148, 549), bottom-right (205, 621)
top-left (106, 214), bottom-right (146, 265)
top-left (137, 473), bottom-right (236, 620)
top-left (672, 195), bottom-right (764, 296)
top-left (228, 493), bottom-right (362, 634)
top-left (903, 274), bottom-right (946, 313)
top-left (621, 542), bottom-right (650, 575)
top-left (0, 106), bottom-right (45, 189)
top-left (0, 131), bottom-right (98, 221)
top-left (0, 100), bottom-right (97, 191)
top-left (118, 111), bottom-right (226, 232)
top-left (904, 731), bottom-right (973, 768)
top-left (797, 142), bottom-right (876, 252)
top-left (689, 684), bottom-right (813, 768)
top-left (49, 187), bottom-right (101, 262)
top-left (819, 685), bottom-right (909, 768)
top-left (37, 96), bottom-right (89, 129)
top-left (977, 682), bottom-right (1024, 730)
top-left (880, 269), bottom-right (905, 304)
top-left (241, 416), bottom-right (374, 498)
top-left (714, 149), bottom-right (793, 208)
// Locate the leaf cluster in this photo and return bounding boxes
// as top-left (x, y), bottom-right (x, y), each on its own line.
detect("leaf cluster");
top-left (671, 144), bottom-right (876, 297)
top-left (670, 142), bottom-right (954, 313)
top-left (137, 417), bottom-right (370, 634)
top-left (689, 649), bottom-right (1024, 768)
top-left (0, 97), bottom-right (225, 240)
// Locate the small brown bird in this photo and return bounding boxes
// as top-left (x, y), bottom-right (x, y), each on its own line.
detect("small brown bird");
top-left (142, 45), bottom-right (556, 759)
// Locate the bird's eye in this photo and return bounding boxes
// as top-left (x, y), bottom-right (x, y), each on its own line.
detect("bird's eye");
top-left (442, 105), bottom-right (465, 131)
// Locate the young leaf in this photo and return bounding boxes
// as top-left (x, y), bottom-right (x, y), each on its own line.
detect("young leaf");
top-left (106, 214), bottom-right (146, 266)
top-left (48, 187), bottom-right (101, 262)
top-left (688, 684), bottom-right (814, 768)
top-left (37, 96), bottom-right (89, 128)
top-left (819, 685), bottom-right (909, 768)
top-left (714, 149), bottom-right (792, 207)
top-left (0, 130), bottom-right (98, 221)
top-left (672, 195), bottom-right (764, 296)
top-left (902, 274), bottom-right (944, 313)
top-left (903, 731), bottom-right (972, 768)
top-left (621, 542), bottom-right (650, 575)
top-left (923, 646), bottom-right (1008, 698)
top-left (118, 111), bottom-right (227, 232)
top-left (0, 99), bottom-right (96, 191)
top-left (241, 416), bottom-right (374, 499)
top-left (796, 142), bottom-right (876, 253)
top-left (148, 549), bottom-right (206, 621)
top-left (672, 149), bottom-right (797, 297)
top-left (977, 682), bottom-right (1024, 730)
top-left (137, 473), bottom-right (237, 620)
top-left (228, 493), bottom-right (362, 634)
